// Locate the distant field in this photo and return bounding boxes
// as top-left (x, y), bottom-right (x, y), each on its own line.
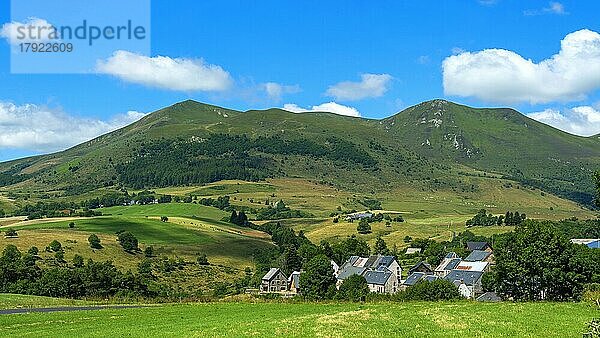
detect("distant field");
top-left (0, 301), bottom-right (595, 337)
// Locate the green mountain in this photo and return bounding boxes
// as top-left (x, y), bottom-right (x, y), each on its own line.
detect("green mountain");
top-left (1, 99), bottom-right (598, 206)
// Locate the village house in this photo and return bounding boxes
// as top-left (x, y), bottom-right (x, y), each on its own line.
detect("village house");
top-left (336, 255), bottom-right (402, 294)
top-left (408, 261), bottom-right (433, 275)
top-left (464, 249), bottom-right (494, 264)
top-left (401, 272), bottom-right (439, 290)
top-left (455, 260), bottom-right (489, 273)
top-left (466, 241), bottom-right (492, 252)
top-left (434, 252), bottom-right (462, 277)
top-left (260, 268), bottom-right (289, 293)
top-left (288, 271), bottom-right (301, 294)
top-left (405, 247), bottom-right (422, 255)
top-left (444, 270), bottom-right (484, 299)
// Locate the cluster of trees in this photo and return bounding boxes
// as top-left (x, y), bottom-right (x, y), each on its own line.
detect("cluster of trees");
top-left (229, 210), bottom-right (249, 226)
top-left (487, 220), bottom-right (600, 301)
top-left (255, 200), bottom-right (312, 221)
top-left (198, 196), bottom-right (231, 210)
top-left (0, 245), bottom-right (152, 299)
top-left (115, 134), bottom-right (377, 188)
top-left (465, 209), bottom-right (526, 227)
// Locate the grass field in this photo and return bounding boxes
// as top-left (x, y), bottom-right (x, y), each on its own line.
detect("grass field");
top-left (0, 301), bottom-right (596, 337)
top-left (0, 294), bottom-right (96, 309)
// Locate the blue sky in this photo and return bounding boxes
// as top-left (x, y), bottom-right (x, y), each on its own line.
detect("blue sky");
top-left (1, 0), bottom-right (600, 161)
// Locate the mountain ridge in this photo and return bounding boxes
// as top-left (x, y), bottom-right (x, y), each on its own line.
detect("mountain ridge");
top-left (0, 99), bottom-right (598, 207)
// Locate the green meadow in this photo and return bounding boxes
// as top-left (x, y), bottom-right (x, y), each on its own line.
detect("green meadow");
top-left (0, 300), bottom-right (596, 337)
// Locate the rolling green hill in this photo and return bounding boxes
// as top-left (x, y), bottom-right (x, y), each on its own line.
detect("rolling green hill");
top-left (0, 99), bottom-right (598, 209)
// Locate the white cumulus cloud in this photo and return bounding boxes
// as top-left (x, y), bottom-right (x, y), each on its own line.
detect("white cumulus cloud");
top-left (262, 82), bottom-right (301, 100)
top-left (527, 106), bottom-right (600, 136)
top-left (96, 50), bottom-right (233, 92)
top-left (524, 2), bottom-right (566, 16)
top-left (443, 29), bottom-right (600, 104)
top-left (282, 102), bottom-right (361, 117)
top-left (325, 73), bottom-right (393, 101)
top-left (1, 17), bottom-right (58, 45)
top-left (0, 102), bottom-right (146, 152)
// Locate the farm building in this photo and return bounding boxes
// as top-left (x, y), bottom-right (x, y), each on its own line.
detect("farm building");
top-left (288, 271), bottom-right (301, 294)
top-left (405, 247), bottom-right (422, 255)
top-left (464, 250), bottom-right (494, 263)
top-left (260, 268), bottom-right (289, 293)
top-left (344, 212), bottom-right (374, 222)
top-left (455, 261), bottom-right (489, 273)
top-left (402, 272), bottom-right (439, 290)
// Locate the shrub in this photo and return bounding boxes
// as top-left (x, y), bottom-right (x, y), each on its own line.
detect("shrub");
top-left (47, 240), bottom-right (62, 252)
top-left (357, 218), bottom-right (371, 234)
top-left (4, 229), bottom-right (17, 238)
top-left (401, 280), bottom-right (462, 301)
top-left (88, 234), bottom-right (102, 249)
top-left (27, 246), bottom-right (39, 256)
top-left (68, 222), bottom-right (75, 228)
top-left (336, 274), bottom-right (369, 301)
top-left (160, 216), bottom-right (168, 222)
top-left (144, 246), bottom-right (154, 258)
top-left (117, 232), bottom-right (138, 252)
top-left (72, 254), bottom-right (84, 267)
top-left (197, 254), bottom-right (209, 266)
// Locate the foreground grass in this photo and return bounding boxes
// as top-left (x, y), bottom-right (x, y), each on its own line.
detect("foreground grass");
top-left (0, 301), bottom-right (596, 337)
top-left (0, 294), bottom-right (96, 310)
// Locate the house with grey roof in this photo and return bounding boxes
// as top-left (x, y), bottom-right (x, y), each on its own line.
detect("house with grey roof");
top-left (444, 270), bottom-right (484, 299)
top-left (464, 250), bottom-right (493, 263)
top-left (288, 271), bottom-right (301, 294)
top-left (336, 255), bottom-right (402, 294)
top-left (466, 241), bottom-right (492, 252)
top-left (408, 261), bottom-right (433, 275)
top-left (344, 212), bottom-right (374, 222)
top-left (260, 268), bottom-right (289, 293)
top-left (434, 252), bottom-right (462, 277)
top-left (402, 272), bottom-right (440, 290)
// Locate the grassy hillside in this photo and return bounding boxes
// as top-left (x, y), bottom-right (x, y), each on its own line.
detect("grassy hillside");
top-left (0, 301), bottom-right (595, 337)
top-left (0, 99), bottom-right (597, 210)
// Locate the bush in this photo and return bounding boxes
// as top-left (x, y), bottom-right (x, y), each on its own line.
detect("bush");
top-left (117, 232), bottom-right (138, 252)
top-left (4, 229), bottom-right (17, 238)
top-left (54, 251), bottom-right (65, 262)
top-left (336, 274), bottom-right (369, 301)
top-left (144, 246), bottom-right (154, 257)
top-left (68, 222), bottom-right (75, 228)
top-left (27, 246), bottom-right (39, 256)
top-left (47, 240), bottom-right (62, 252)
top-left (88, 234), bottom-right (102, 249)
top-left (197, 254), bottom-right (209, 266)
top-left (357, 218), bottom-right (371, 234)
top-left (401, 280), bottom-right (462, 301)
top-left (72, 254), bottom-right (84, 267)
top-left (160, 216), bottom-right (168, 222)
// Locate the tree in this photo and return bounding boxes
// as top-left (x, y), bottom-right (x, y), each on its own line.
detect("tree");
top-left (374, 235), bottom-right (389, 255)
top-left (357, 218), bottom-right (371, 234)
top-left (117, 232), bottom-right (138, 252)
top-left (281, 245), bottom-right (302, 275)
top-left (72, 254), bottom-right (84, 267)
top-left (68, 222), bottom-right (75, 228)
top-left (197, 253), bottom-right (209, 266)
top-left (299, 254), bottom-right (337, 300)
top-left (144, 246), bottom-right (154, 257)
top-left (27, 246), bottom-right (39, 256)
top-left (54, 251), bottom-right (64, 262)
top-left (88, 234), bottom-right (102, 249)
top-left (336, 274), bottom-right (369, 301)
top-left (403, 236), bottom-right (412, 243)
top-left (47, 240), bottom-right (62, 252)
top-left (160, 216), bottom-right (168, 222)
top-left (493, 221), bottom-right (596, 301)
top-left (595, 171), bottom-right (600, 207)
top-left (332, 235), bottom-right (370, 264)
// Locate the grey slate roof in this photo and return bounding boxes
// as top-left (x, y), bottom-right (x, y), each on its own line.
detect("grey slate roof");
top-left (409, 261), bottom-right (433, 274)
top-left (262, 268), bottom-right (283, 281)
top-left (336, 266), bottom-right (366, 281)
top-left (465, 250), bottom-right (492, 262)
top-left (444, 252), bottom-right (459, 259)
top-left (467, 242), bottom-right (490, 251)
top-left (439, 258), bottom-right (461, 271)
top-left (444, 270), bottom-right (484, 286)
top-left (423, 275), bottom-right (439, 282)
top-left (289, 271), bottom-right (301, 288)
top-left (587, 240), bottom-right (600, 249)
top-left (363, 270), bottom-right (392, 285)
top-left (403, 272), bottom-right (426, 286)
top-left (477, 292), bottom-right (501, 302)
